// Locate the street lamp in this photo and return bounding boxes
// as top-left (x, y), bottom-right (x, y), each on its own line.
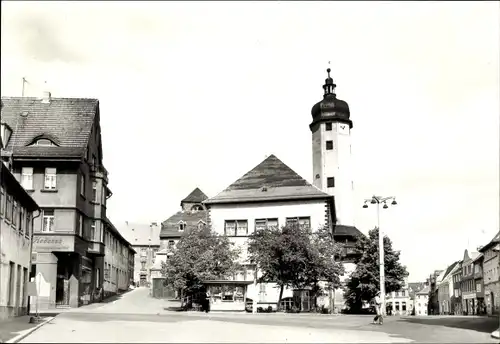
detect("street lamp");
top-left (362, 195), bottom-right (397, 316)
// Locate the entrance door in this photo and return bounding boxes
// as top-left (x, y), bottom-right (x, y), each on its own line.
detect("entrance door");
top-left (55, 276), bottom-right (70, 307)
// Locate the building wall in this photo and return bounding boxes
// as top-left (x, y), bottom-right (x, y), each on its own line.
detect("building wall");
top-left (209, 199), bottom-right (328, 263)
top-left (103, 228), bottom-right (133, 296)
top-left (0, 183), bottom-right (35, 320)
top-left (483, 247), bottom-right (499, 315)
top-left (132, 245), bottom-right (159, 285)
top-left (415, 294), bottom-right (428, 316)
top-left (311, 121), bottom-right (354, 227)
top-left (386, 289), bottom-right (411, 316)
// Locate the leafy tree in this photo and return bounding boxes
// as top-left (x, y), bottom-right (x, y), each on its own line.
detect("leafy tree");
top-left (248, 224), bottom-right (345, 311)
top-left (161, 225), bottom-right (241, 303)
top-left (344, 227), bottom-right (408, 312)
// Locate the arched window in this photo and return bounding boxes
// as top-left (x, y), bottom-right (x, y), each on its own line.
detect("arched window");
top-left (191, 205), bottom-right (203, 212)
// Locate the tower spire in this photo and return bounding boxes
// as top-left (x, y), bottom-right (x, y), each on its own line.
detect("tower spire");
top-left (323, 67), bottom-right (336, 97)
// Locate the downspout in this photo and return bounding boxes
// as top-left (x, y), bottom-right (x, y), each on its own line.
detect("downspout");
top-left (27, 208), bottom-right (41, 317)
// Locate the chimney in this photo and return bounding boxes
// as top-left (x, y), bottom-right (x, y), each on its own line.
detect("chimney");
top-left (41, 81), bottom-right (51, 103)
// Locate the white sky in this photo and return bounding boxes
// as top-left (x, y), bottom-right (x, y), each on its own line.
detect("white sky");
top-left (1, 1), bottom-right (499, 281)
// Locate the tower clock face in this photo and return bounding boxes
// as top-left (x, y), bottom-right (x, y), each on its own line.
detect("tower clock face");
top-left (337, 123), bottom-right (349, 135)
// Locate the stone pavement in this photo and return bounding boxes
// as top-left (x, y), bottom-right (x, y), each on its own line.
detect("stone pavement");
top-left (0, 316), bottom-right (49, 343)
top-left (17, 287), bottom-right (500, 343)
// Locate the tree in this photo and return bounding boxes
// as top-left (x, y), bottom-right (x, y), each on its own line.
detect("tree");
top-left (344, 227), bottom-right (408, 313)
top-left (247, 224), bottom-right (345, 311)
top-left (160, 225), bottom-right (241, 303)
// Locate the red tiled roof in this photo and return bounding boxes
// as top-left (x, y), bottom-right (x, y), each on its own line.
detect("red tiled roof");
top-left (205, 154), bottom-right (330, 204)
top-left (1, 97), bottom-right (98, 158)
top-left (181, 187), bottom-right (208, 204)
top-left (160, 210), bottom-right (208, 238)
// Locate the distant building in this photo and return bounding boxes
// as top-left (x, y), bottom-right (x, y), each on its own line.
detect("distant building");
top-left (153, 188), bottom-right (208, 299)
top-left (0, 162), bottom-right (39, 320)
top-left (118, 221), bottom-right (160, 286)
top-left (428, 269), bottom-right (444, 315)
top-left (473, 253), bottom-right (485, 314)
top-left (451, 261), bottom-right (463, 314)
top-left (102, 221), bottom-right (135, 298)
top-left (1, 95), bottom-right (116, 309)
top-left (385, 277), bottom-right (411, 315)
top-left (415, 286), bottom-right (429, 316)
top-left (461, 249), bottom-right (480, 315)
top-left (479, 232), bottom-right (500, 315)
top-left (437, 261), bottom-right (460, 315)
top-left (407, 282), bottom-right (426, 315)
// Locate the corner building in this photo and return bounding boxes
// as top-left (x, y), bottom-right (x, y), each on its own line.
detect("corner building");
top-left (1, 94), bottom-right (114, 309)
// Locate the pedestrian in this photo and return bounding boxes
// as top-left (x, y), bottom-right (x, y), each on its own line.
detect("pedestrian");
top-left (372, 291), bottom-right (383, 325)
top-left (204, 291), bottom-right (211, 313)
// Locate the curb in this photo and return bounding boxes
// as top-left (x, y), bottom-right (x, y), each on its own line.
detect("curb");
top-left (5, 317), bottom-right (55, 343)
top-left (491, 329), bottom-right (499, 340)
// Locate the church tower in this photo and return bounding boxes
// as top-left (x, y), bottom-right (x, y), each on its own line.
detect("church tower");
top-left (310, 68), bottom-right (355, 228)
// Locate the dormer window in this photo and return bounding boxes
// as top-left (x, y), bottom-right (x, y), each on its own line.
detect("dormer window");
top-left (178, 221), bottom-right (186, 231)
top-left (198, 220), bottom-right (206, 229)
top-left (34, 139), bottom-right (55, 146)
top-left (1, 123), bottom-right (13, 148)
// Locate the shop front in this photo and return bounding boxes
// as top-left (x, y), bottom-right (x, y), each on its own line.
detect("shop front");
top-left (204, 280), bottom-right (253, 311)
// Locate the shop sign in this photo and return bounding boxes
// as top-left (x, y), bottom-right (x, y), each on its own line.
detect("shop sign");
top-left (33, 235), bottom-right (74, 252)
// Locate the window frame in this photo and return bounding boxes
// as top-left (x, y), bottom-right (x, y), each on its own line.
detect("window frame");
top-left (79, 214), bottom-right (84, 237)
top-left (12, 200), bottom-right (18, 228)
top-left (326, 140), bottom-right (334, 150)
top-left (21, 167), bottom-right (34, 190)
top-left (325, 122), bottom-right (332, 131)
top-left (6, 194), bottom-right (13, 221)
top-left (90, 220), bottom-right (96, 241)
top-left (42, 209), bottom-right (55, 232)
top-left (44, 168), bottom-right (57, 190)
top-left (80, 173), bottom-right (86, 197)
top-left (224, 220), bottom-right (248, 236)
top-left (327, 177), bottom-right (335, 188)
top-left (0, 186), bottom-right (5, 216)
top-left (285, 216), bottom-right (311, 229)
top-left (255, 218), bottom-right (279, 232)
top-left (92, 180), bottom-right (98, 203)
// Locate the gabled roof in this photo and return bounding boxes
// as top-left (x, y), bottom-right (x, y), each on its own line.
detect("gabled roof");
top-left (479, 231), bottom-right (500, 253)
top-left (160, 210), bottom-right (208, 238)
top-left (1, 97), bottom-right (98, 158)
top-left (181, 187), bottom-right (208, 205)
top-left (205, 154), bottom-right (330, 204)
top-left (416, 286), bottom-right (430, 295)
top-left (442, 261), bottom-right (460, 281)
top-left (117, 221), bottom-right (161, 246)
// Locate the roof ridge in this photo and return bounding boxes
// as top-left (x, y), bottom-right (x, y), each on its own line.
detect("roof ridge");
top-left (1, 96), bottom-right (99, 102)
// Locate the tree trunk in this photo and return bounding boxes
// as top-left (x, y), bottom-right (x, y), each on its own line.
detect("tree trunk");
top-left (180, 289), bottom-right (184, 308)
top-left (277, 285), bottom-right (285, 312)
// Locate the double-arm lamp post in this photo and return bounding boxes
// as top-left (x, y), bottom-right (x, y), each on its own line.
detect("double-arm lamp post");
top-left (363, 195), bottom-right (397, 315)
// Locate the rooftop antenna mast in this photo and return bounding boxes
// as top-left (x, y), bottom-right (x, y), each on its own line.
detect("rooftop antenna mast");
top-left (22, 77), bottom-right (28, 97)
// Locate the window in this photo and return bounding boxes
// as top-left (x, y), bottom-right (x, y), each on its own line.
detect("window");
top-left (192, 205), bottom-right (203, 212)
top-left (22, 267), bottom-right (28, 306)
top-left (178, 222), bottom-right (186, 231)
top-left (12, 201), bottom-right (18, 227)
top-left (168, 240), bottom-right (175, 248)
top-left (80, 174), bottom-right (85, 196)
top-left (91, 220), bottom-right (96, 241)
top-left (6, 194), bottom-right (12, 221)
top-left (325, 122), bottom-right (332, 131)
top-left (79, 215), bottom-right (83, 236)
top-left (102, 186), bottom-right (107, 206)
top-left (19, 206), bottom-right (25, 235)
top-left (92, 155), bottom-right (97, 169)
top-left (21, 167), bottom-right (33, 190)
top-left (402, 302), bottom-right (407, 311)
top-left (141, 261), bottom-right (146, 270)
top-left (198, 220), bottom-right (206, 229)
top-left (326, 140), bottom-right (333, 150)
top-left (42, 210), bottom-right (55, 232)
top-left (327, 177), bottom-right (335, 188)
top-left (224, 220), bottom-right (248, 236)
top-left (26, 212), bottom-right (32, 237)
top-left (286, 217), bottom-right (311, 229)
top-left (34, 139), bottom-right (54, 146)
top-left (255, 218), bottom-right (279, 231)
top-left (44, 168), bottom-right (57, 190)
top-left (0, 186), bottom-right (4, 216)
top-left (8, 262), bottom-right (15, 305)
top-left (92, 180), bottom-right (98, 202)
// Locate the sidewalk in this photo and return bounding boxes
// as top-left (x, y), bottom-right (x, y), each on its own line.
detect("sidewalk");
top-left (0, 316), bottom-right (49, 343)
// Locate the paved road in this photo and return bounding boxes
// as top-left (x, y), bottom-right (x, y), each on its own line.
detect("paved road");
top-left (20, 287), bottom-right (498, 343)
